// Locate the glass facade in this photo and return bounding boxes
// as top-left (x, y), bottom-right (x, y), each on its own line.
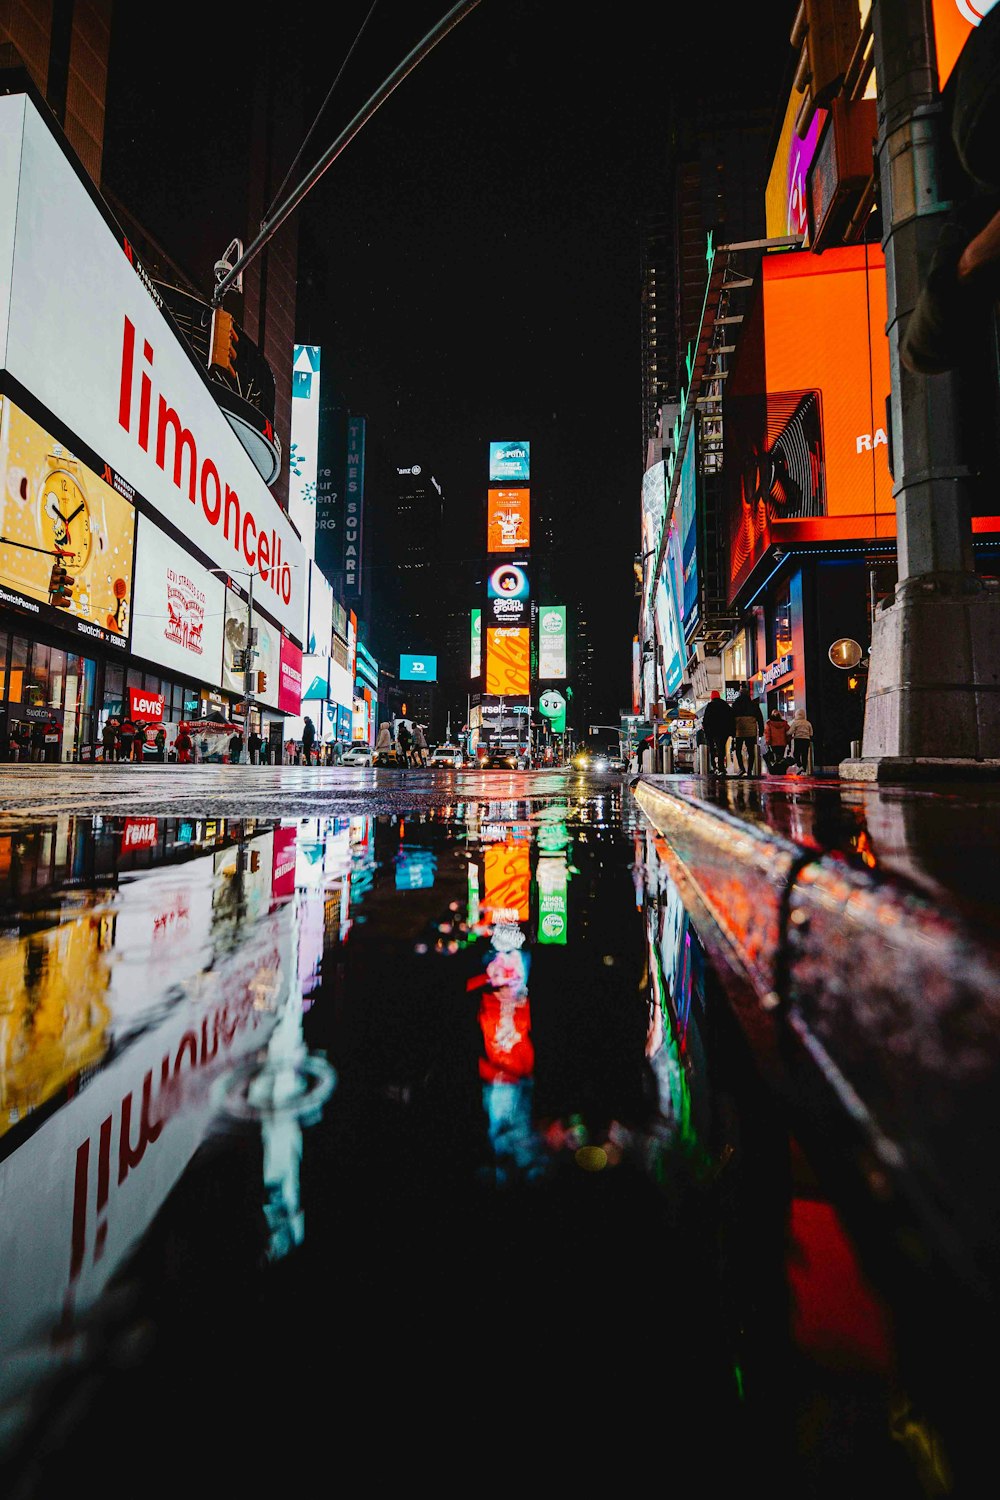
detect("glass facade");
top-left (0, 634), bottom-right (97, 761)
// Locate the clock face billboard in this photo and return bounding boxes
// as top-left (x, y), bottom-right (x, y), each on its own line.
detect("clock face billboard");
top-left (0, 396), bottom-right (135, 647)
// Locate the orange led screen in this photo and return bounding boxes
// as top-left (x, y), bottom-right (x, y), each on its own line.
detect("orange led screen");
top-left (930, 0), bottom-right (992, 89)
top-left (726, 245), bottom-right (894, 601)
top-left (484, 839), bottom-right (530, 924)
top-left (487, 488), bottom-right (530, 552)
top-left (486, 627), bottom-right (529, 694)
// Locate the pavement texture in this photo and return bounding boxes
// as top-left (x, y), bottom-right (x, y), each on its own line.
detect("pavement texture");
top-left (634, 770), bottom-right (1000, 1313)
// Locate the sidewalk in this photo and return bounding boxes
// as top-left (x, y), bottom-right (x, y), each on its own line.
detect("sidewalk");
top-left (633, 769), bottom-right (1000, 1314)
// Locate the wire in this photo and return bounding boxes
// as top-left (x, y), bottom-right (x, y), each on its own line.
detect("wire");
top-left (262, 0), bottom-right (380, 227)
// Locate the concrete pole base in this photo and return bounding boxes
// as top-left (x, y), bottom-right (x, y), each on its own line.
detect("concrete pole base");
top-left (844, 577), bottom-right (1000, 780)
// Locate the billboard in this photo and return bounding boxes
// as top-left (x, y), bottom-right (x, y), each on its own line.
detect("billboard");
top-left (931, 0), bottom-right (998, 88)
top-left (278, 635), bottom-right (303, 714)
top-left (344, 415), bottom-right (365, 598)
top-left (764, 87), bottom-right (826, 243)
top-left (537, 604), bottom-right (566, 679)
top-left (471, 607), bottom-right (481, 677)
top-left (0, 94), bottom-right (305, 637)
top-left (301, 654), bottom-right (331, 701)
top-left (307, 558), bottom-right (333, 656)
top-left (487, 488), bottom-right (530, 552)
top-left (488, 440), bottom-right (530, 483)
top-left (131, 512), bottom-right (225, 680)
top-left (314, 393), bottom-right (347, 589)
top-left (0, 395), bottom-right (135, 649)
top-left (289, 345), bottom-right (320, 559)
top-left (329, 657), bottom-right (352, 712)
top-left (486, 626), bottom-right (529, 695)
top-left (487, 560), bottom-right (530, 627)
top-left (400, 653), bottom-right (437, 682)
top-left (222, 587), bottom-right (281, 707)
top-left (725, 246), bottom-right (894, 602)
top-left (678, 439), bottom-right (698, 630)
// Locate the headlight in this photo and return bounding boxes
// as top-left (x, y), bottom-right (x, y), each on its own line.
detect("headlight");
top-left (594, 758), bottom-right (608, 770)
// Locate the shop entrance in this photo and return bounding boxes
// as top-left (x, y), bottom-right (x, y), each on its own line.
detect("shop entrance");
top-left (0, 632), bottom-right (97, 762)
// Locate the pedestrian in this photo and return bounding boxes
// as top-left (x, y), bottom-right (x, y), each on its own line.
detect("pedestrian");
top-left (397, 721), bottom-right (413, 765)
top-left (375, 721), bottom-right (392, 754)
top-left (730, 684), bottom-right (764, 777)
top-left (763, 707), bottom-right (791, 773)
top-left (701, 689), bottom-right (735, 776)
top-left (248, 728), bottom-right (262, 764)
top-left (118, 717), bottom-right (136, 763)
top-left (228, 729), bottom-right (244, 763)
top-left (301, 715), bottom-right (316, 766)
top-left (154, 724), bottom-right (166, 762)
top-left (412, 722), bottom-right (428, 766)
top-left (132, 722), bottom-right (147, 763)
top-left (102, 716), bottom-right (118, 763)
top-left (176, 726), bottom-right (193, 764)
top-left (29, 719), bottom-right (46, 763)
top-left (789, 707), bottom-right (814, 772)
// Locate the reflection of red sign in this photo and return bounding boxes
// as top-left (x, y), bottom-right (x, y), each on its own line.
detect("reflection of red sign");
top-left (271, 827), bottom-right (297, 901)
top-left (121, 817), bottom-right (158, 852)
top-left (128, 686), bottom-right (164, 721)
top-left (278, 636), bottom-right (303, 715)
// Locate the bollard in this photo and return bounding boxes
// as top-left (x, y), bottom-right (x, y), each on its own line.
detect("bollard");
top-left (663, 742), bottom-right (674, 774)
top-left (850, 739), bottom-right (860, 760)
top-left (696, 743), bottom-right (710, 776)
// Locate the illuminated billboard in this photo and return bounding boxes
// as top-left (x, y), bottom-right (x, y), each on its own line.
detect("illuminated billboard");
top-left (400, 653), bottom-right (437, 682)
top-left (131, 512), bottom-right (225, 681)
top-left (344, 415), bottom-right (365, 598)
top-left (306, 558), bottom-right (333, 656)
top-left (677, 440), bottom-right (698, 630)
top-left (0, 396), bottom-right (135, 648)
top-left (278, 635), bottom-right (303, 715)
top-left (487, 488), bottom-right (530, 552)
top-left (486, 627), bottom-right (529, 695)
top-left (222, 588), bottom-right (281, 707)
top-left (537, 605), bottom-right (566, 679)
top-left (471, 607), bottom-right (481, 677)
top-left (725, 246), bottom-right (894, 602)
top-left (488, 440), bottom-right (530, 482)
top-left (931, 0), bottom-right (997, 88)
top-left (289, 345), bottom-right (320, 558)
top-left (487, 560), bottom-right (530, 627)
top-left (0, 94), bottom-right (305, 637)
top-left (765, 88), bottom-right (826, 243)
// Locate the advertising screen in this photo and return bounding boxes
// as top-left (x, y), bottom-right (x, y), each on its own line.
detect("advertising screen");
top-left (486, 627), bottom-right (529, 695)
top-left (765, 88), bottom-right (826, 243)
top-left (0, 395), bottom-right (135, 648)
top-left (487, 560), bottom-right (530, 627)
top-left (537, 604), bottom-right (566, 679)
top-left (289, 345), bottom-right (320, 558)
top-left (0, 95), bottom-right (305, 637)
top-left (488, 440), bottom-right (530, 483)
top-left (471, 607), bottom-right (481, 678)
top-left (487, 488), bottom-right (530, 552)
top-left (306, 559), bottom-right (333, 656)
top-left (726, 246), bottom-right (894, 602)
top-left (400, 653), bottom-right (437, 682)
top-left (329, 657), bottom-right (352, 713)
top-left (278, 635), bottom-right (303, 714)
top-left (344, 415), bottom-right (365, 598)
top-left (931, 0), bottom-right (997, 88)
top-left (131, 512), bottom-right (225, 682)
top-left (655, 528), bottom-right (685, 697)
top-left (678, 440), bottom-right (698, 629)
top-left (222, 588), bottom-right (281, 707)
top-left (301, 654), bottom-right (331, 701)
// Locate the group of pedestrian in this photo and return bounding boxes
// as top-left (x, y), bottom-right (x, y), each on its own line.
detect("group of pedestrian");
top-left (100, 717), bottom-right (167, 763)
top-left (375, 719), bottom-right (428, 765)
top-left (700, 686), bottom-right (813, 777)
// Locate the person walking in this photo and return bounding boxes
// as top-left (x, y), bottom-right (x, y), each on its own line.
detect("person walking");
top-left (118, 717), bottom-right (136, 763)
top-left (730, 684), bottom-right (764, 777)
top-left (701, 690), bottom-right (735, 776)
top-left (397, 721), bottom-right (413, 765)
top-left (375, 721), bottom-right (392, 754)
top-left (175, 726), bottom-right (193, 764)
top-left (789, 707), bottom-right (814, 772)
top-left (301, 715), bottom-right (316, 766)
top-left (154, 724), bottom-right (166, 762)
top-left (412, 722), bottom-right (428, 766)
top-left (247, 728), bottom-right (262, 765)
top-left (29, 719), bottom-right (46, 763)
top-left (102, 717), bottom-right (118, 763)
top-left (228, 730), bottom-right (244, 764)
top-left (132, 722), bottom-right (147, 763)
top-left (763, 707), bottom-right (791, 773)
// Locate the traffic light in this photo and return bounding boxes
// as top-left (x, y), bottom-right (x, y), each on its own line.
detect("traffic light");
top-left (256, 670), bottom-right (267, 694)
top-left (209, 307), bottom-right (239, 377)
top-left (48, 562), bottom-right (72, 607)
top-left (790, 0), bottom-right (859, 139)
top-left (250, 850), bottom-right (260, 873)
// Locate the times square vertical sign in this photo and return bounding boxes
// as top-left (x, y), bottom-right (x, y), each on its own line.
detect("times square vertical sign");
top-left (344, 416), bottom-right (365, 599)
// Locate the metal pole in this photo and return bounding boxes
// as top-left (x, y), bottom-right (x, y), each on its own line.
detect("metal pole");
top-left (244, 567), bottom-right (254, 764)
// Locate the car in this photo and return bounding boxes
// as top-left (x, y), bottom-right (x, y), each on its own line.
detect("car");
top-left (428, 744), bottom-right (464, 769)
top-left (372, 747), bottom-right (407, 768)
top-left (341, 745), bottom-right (373, 767)
top-left (482, 750), bottom-right (519, 770)
top-left (607, 755), bottom-right (627, 773)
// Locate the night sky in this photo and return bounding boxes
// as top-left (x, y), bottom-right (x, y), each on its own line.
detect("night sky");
top-left (102, 1), bottom-right (795, 724)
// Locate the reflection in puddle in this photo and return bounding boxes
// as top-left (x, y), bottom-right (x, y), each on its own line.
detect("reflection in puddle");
top-left (0, 793), bottom-right (937, 1494)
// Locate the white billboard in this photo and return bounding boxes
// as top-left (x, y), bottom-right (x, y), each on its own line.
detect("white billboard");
top-left (307, 558), bottom-right (333, 656)
top-left (131, 512), bottom-right (226, 683)
top-left (0, 92), bottom-right (305, 638)
top-left (222, 587), bottom-right (281, 707)
top-left (289, 345), bottom-right (320, 560)
top-left (329, 657), bottom-right (352, 712)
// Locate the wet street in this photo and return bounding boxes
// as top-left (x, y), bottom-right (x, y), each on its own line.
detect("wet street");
top-left (0, 767), bottom-right (980, 1496)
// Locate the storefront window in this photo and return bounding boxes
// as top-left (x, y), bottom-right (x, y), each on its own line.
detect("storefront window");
top-left (777, 683), bottom-right (797, 717)
top-left (772, 585), bottom-right (793, 660)
top-left (8, 636), bottom-right (28, 704)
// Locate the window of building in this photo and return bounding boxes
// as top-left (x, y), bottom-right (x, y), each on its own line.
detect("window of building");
top-left (771, 584), bottom-right (793, 660)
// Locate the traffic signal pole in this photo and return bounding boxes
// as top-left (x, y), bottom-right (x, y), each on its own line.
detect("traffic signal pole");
top-left (843, 0), bottom-right (1000, 778)
top-left (245, 563), bottom-right (255, 749)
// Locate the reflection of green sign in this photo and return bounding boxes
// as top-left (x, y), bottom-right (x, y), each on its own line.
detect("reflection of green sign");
top-left (537, 856), bottom-right (567, 945)
top-left (538, 688), bottom-right (566, 735)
